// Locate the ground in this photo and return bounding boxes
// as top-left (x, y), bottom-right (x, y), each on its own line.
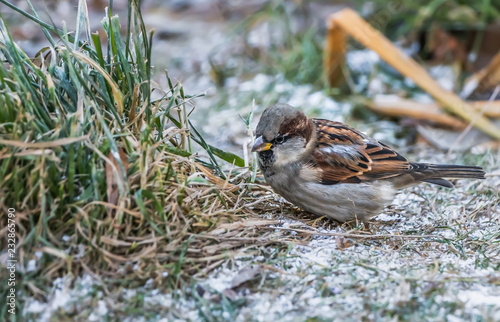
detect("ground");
top-left (21, 145), bottom-right (500, 320)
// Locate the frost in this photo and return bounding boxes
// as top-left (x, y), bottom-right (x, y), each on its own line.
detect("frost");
top-left (26, 259), bottom-right (37, 272)
top-left (25, 300), bottom-right (45, 314)
top-left (346, 50), bottom-right (380, 73)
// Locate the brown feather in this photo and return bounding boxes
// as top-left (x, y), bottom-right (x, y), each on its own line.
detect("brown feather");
top-left (280, 114), bottom-right (314, 142)
top-left (310, 119), bottom-right (411, 184)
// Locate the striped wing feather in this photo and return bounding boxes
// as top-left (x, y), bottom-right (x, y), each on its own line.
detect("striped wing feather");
top-left (311, 119), bottom-right (410, 184)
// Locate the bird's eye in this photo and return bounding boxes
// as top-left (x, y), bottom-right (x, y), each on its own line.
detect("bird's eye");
top-left (275, 135), bottom-right (286, 144)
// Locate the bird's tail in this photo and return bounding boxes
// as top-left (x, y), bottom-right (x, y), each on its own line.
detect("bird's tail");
top-left (412, 163), bottom-right (485, 188)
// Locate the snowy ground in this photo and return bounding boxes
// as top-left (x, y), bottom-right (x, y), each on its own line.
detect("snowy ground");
top-left (23, 153), bottom-right (500, 320)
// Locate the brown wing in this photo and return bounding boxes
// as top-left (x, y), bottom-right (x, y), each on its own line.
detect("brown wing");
top-left (310, 119), bottom-right (410, 184)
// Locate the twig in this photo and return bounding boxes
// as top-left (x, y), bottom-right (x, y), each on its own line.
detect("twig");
top-left (323, 19), bottom-right (346, 87)
top-left (262, 226), bottom-right (438, 240)
top-left (368, 96), bottom-right (468, 130)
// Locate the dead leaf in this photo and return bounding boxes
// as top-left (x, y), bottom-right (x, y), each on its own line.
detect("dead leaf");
top-left (222, 288), bottom-right (239, 301)
top-left (105, 148), bottom-right (128, 215)
top-left (0, 135), bottom-right (89, 148)
top-left (194, 162), bottom-right (238, 191)
top-left (463, 50), bottom-right (500, 99)
top-left (336, 236), bottom-right (353, 250)
top-left (39, 246), bottom-right (70, 260)
top-left (202, 241), bottom-right (241, 255)
top-left (324, 19), bottom-right (346, 87)
top-left (416, 122), bottom-right (500, 151)
top-left (209, 219), bottom-right (279, 235)
top-left (230, 264), bottom-right (262, 289)
top-left (369, 95), bottom-right (467, 130)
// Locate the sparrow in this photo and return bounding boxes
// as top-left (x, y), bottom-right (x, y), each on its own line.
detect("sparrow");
top-left (251, 104), bottom-right (485, 223)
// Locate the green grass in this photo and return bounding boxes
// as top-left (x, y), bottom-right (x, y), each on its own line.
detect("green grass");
top-left (355, 0), bottom-right (500, 36)
top-left (0, 0), bottom-right (248, 319)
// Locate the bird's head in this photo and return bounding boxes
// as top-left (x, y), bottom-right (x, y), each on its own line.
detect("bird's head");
top-left (252, 104), bottom-right (315, 168)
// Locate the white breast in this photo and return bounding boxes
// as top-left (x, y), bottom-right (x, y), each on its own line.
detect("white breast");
top-left (266, 169), bottom-right (396, 222)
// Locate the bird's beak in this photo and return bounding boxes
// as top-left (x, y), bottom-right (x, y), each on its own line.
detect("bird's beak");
top-left (251, 136), bottom-right (272, 152)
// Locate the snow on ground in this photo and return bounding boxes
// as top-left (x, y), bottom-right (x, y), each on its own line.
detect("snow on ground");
top-left (23, 178), bottom-right (500, 321)
top-left (21, 137), bottom-right (500, 321)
